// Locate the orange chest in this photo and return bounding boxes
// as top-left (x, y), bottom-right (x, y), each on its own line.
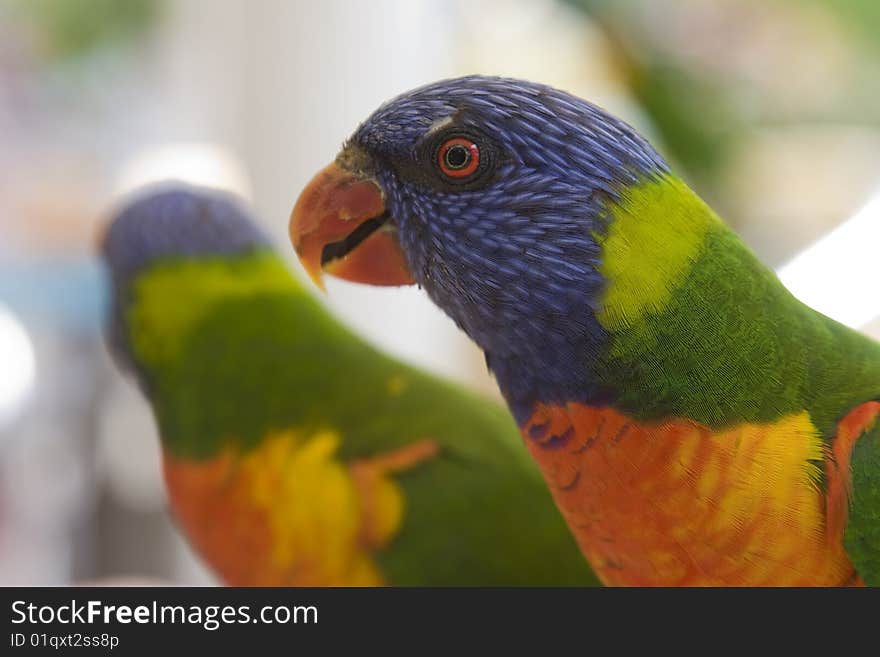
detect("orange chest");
top-left (161, 431), bottom-right (436, 587)
top-left (522, 402), bottom-right (868, 586)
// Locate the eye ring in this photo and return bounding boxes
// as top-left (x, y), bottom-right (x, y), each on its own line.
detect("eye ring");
top-left (437, 137), bottom-right (480, 178)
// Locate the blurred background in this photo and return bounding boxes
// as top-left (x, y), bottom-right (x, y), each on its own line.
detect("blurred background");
top-left (1, 0), bottom-right (879, 585)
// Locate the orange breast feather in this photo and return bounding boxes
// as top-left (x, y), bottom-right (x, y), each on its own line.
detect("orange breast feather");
top-left (163, 430), bottom-right (436, 586)
top-left (522, 402), bottom-right (880, 586)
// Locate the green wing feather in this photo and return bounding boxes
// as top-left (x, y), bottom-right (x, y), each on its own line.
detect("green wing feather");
top-left (847, 417), bottom-right (880, 585)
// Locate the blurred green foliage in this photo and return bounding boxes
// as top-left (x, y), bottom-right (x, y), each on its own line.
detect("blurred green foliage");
top-left (601, 30), bottom-right (743, 191)
top-left (808, 0), bottom-right (880, 46)
top-left (563, 0), bottom-right (880, 199)
top-left (10, 0), bottom-right (160, 60)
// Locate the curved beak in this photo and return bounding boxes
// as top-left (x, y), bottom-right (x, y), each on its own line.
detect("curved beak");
top-left (289, 162), bottom-right (415, 290)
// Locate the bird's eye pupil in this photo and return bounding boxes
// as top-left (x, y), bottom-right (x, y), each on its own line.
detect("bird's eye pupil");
top-left (437, 137), bottom-right (480, 179)
top-left (445, 145), bottom-right (470, 169)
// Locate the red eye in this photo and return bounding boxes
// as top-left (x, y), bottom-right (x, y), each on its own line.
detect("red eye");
top-left (438, 138), bottom-right (480, 178)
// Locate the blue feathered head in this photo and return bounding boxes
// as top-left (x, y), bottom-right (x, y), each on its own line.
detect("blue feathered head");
top-left (291, 75), bottom-right (668, 419)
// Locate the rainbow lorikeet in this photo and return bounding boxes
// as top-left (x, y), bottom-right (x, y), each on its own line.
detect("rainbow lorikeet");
top-left (101, 186), bottom-right (598, 586)
top-left (290, 75), bottom-right (880, 586)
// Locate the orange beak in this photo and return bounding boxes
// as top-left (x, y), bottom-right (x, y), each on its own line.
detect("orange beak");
top-left (289, 162), bottom-right (415, 290)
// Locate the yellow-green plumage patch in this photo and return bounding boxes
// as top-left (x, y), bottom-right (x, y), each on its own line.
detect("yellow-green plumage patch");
top-left (127, 252), bottom-right (294, 369)
top-left (593, 175), bottom-right (880, 437)
top-left (597, 175), bottom-right (716, 331)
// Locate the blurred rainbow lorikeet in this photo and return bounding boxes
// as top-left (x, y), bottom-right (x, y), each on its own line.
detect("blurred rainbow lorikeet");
top-left (101, 186), bottom-right (598, 586)
top-left (291, 76), bottom-right (880, 586)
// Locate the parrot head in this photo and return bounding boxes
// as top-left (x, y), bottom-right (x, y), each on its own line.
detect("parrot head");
top-left (291, 75), bottom-right (671, 421)
top-left (101, 186), bottom-right (273, 387)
